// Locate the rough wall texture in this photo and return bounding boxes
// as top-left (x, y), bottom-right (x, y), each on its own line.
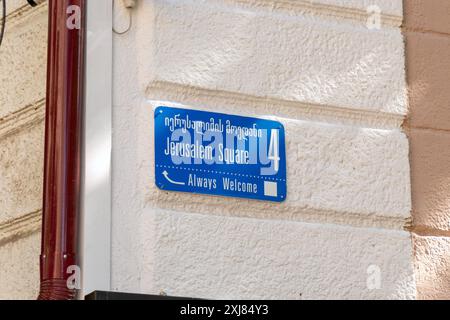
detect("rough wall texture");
top-left (111, 0), bottom-right (415, 299)
top-left (404, 0), bottom-right (450, 300)
top-left (0, 1), bottom-right (46, 299)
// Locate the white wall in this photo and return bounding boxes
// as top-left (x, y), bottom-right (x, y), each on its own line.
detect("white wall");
top-left (111, 0), bottom-right (415, 299)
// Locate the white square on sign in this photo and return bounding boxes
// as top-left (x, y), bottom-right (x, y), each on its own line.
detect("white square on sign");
top-left (264, 181), bottom-right (278, 197)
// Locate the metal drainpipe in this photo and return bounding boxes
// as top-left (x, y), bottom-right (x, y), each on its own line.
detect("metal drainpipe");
top-left (38, 0), bottom-right (86, 300)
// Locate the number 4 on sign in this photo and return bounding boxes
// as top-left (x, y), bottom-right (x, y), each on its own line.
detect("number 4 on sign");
top-left (261, 129), bottom-right (280, 176)
top-left (268, 129), bottom-right (280, 173)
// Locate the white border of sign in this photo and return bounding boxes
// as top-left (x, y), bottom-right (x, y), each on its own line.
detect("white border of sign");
top-left (79, 0), bottom-right (113, 298)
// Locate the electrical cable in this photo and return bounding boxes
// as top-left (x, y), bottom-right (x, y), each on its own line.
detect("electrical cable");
top-left (113, 0), bottom-right (133, 35)
top-left (113, 11), bottom-right (132, 35)
top-left (0, 0), bottom-right (6, 49)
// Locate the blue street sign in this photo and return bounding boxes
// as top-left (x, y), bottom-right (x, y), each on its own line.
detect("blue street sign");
top-left (154, 106), bottom-right (287, 202)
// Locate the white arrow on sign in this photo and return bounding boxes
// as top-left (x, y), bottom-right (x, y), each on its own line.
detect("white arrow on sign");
top-left (162, 170), bottom-right (186, 186)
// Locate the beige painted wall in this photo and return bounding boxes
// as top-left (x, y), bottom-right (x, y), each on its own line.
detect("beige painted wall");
top-left (0, 1), bottom-right (47, 299)
top-left (404, 0), bottom-right (450, 300)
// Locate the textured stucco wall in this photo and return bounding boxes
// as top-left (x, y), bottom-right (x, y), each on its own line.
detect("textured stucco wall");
top-left (111, 0), bottom-right (415, 299)
top-left (404, 0), bottom-right (450, 300)
top-left (0, 1), bottom-right (47, 299)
